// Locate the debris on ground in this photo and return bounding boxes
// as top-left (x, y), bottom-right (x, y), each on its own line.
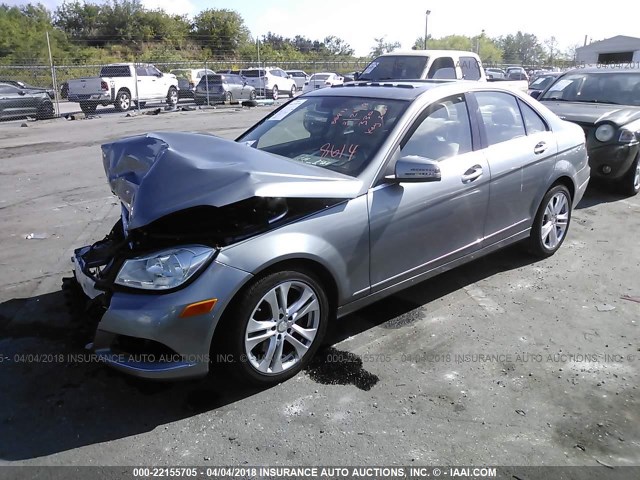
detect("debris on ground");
top-left (25, 233), bottom-right (47, 240)
top-left (596, 303), bottom-right (616, 312)
top-left (65, 112), bottom-right (86, 121)
top-left (146, 108), bottom-right (162, 115)
top-left (515, 409), bottom-right (526, 416)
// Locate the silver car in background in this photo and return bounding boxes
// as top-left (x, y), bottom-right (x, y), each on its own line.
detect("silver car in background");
top-left (70, 81), bottom-right (589, 385)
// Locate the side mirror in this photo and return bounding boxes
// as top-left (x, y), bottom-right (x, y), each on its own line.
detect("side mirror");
top-left (353, 72), bottom-right (360, 80)
top-left (18, 90), bottom-right (26, 96)
top-left (529, 90), bottom-right (542, 99)
top-left (288, 74), bottom-right (293, 79)
top-left (394, 156), bottom-right (441, 183)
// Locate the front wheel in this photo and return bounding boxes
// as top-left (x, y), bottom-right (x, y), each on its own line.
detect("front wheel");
top-left (526, 184), bottom-right (572, 258)
top-left (215, 270), bottom-right (329, 386)
top-left (166, 87), bottom-right (178, 107)
top-left (225, 91), bottom-right (233, 104)
top-left (249, 90), bottom-right (256, 101)
top-left (270, 85), bottom-right (279, 100)
top-left (114, 90), bottom-right (131, 112)
top-left (620, 154), bottom-right (640, 196)
top-left (289, 85), bottom-right (296, 98)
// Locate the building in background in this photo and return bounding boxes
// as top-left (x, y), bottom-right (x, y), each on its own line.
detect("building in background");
top-left (576, 35), bottom-right (640, 64)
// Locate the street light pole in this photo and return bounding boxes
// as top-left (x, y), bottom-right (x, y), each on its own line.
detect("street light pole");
top-left (424, 10), bottom-right (431, 50)
top-left (476, 29), bottom-right (485, 55)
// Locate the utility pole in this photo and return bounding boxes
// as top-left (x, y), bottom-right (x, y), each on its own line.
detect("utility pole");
top-left (45, 31), bottom-right (59, 117)
top-left (424, 10), bottom-right (431, 50)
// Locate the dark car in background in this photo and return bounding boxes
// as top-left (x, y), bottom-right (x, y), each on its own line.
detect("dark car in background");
top-left (0, 82), bottom-right (55, 120)
top-left (194, 74), bottom-right (256, 105)
top-left (528, 72), bottom-right (562, 95)
top-left (535, 66), bottom-right (640, 195)
top-left (0, 79), bottom-right (55, 99)
top-left (170, 68), bottom-right (215, 100)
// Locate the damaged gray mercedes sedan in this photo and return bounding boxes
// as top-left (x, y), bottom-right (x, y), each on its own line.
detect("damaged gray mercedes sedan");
top-left (70, 81), bottom-right (590, 384)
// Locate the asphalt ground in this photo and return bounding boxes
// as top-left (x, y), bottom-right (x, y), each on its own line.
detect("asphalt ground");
top-left (0, 104), bottom-right (638, 471)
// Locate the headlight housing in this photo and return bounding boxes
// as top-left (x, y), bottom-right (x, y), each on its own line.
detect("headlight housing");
top-left (619, 129), bottom-right (637, 143)
top-left (115, 245), bottom-right (214, 291)
top-left (595, 124), bottom-right (616, 142)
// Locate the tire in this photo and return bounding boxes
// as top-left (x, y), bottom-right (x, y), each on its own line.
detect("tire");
top-left (79, 102), bottom-right (97, 114)
top-left (36, 101), bottom-right (54, 119)
top-left (270, 85), bottom-right (279, 100)
top-left (214, 269), bottom-right (329, 386)
top-left (289, 85), bottom-right (296, 98)
top-left (620, 154), bottom-right (640, 196)
top-left (225, 91), bottom-right (233, 104)
top-left (166, 87), bottom-right (178, 107)
top-left (526, 184), bottom-right (572, 258)
top-left (249, 90), bottom-right (256, 101)
top-left (114, 90), bottom-right (131, 112)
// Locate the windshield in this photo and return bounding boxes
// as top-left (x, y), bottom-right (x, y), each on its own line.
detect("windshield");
top-left (529, 75), bottom-right (556, 90)
top-left (200, 74), bottom-right (223, 84)
top-left (540, 72), bottom-right (640, 105)
top-left (310, 74), bottom-right (330, 81)
top-left (236, 96), bottom-right (409, 177)
top-left (358, 55), bottom-right (428, 81)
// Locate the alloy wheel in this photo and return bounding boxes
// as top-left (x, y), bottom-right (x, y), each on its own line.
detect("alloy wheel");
top-left (244, 280), bottom-right (320, 374)
top-left (540, 192), bottom-right (569, 250)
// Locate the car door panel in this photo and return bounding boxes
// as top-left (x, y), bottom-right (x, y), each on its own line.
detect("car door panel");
top-left (368, 93), bottom-right (489, 291)
top-left (473, 91), bottom-right (558, 243)
top-left (368, 150), bottom-right (490, 290)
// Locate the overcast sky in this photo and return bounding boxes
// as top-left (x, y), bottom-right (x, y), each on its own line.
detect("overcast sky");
top-left (8, 0), bottom-right (640, 56)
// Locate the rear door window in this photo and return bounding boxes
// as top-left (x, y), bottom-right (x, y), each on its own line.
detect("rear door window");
top-left (459, 56), bottom-right (481, 80)
top-left (427, 57), bottom-right (456, 79)
top-left (475, 91), bottom-right (526, 146)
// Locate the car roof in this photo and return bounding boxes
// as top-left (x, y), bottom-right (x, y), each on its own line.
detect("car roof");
top-left (303, 79), bottom-right (512, 101)
top-left (375, 50), bottom-right (479, 57)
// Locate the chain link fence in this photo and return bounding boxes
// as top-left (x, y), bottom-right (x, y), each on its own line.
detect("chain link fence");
top-left (1, 56), bottom-right (580, 121)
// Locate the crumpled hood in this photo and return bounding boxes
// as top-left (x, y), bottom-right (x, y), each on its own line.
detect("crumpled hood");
top-left (102, 132), bottom-right (362, 230)
top-left (541, 101), bottom-right (640, 126)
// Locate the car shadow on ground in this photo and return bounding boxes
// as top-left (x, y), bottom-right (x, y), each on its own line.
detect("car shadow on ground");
top-left (0, 243), bottom-right (539, 461)
top-left (575, 182), bottom-right (633, 209)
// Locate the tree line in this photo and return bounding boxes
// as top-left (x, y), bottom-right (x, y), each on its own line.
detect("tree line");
top-left (0, 0), bottom-right (578, 66)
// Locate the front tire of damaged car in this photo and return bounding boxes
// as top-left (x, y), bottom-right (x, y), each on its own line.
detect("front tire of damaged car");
top-left (214, 270), bottom-right (329, 385)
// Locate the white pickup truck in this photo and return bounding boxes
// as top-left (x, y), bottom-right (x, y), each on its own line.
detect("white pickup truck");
top-left (67, 63), bottom-right (179, 114)
top-left (355, 50), bottom-right (529, 92)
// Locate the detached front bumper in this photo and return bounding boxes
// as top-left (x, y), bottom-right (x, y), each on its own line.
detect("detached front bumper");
top-left (71, 244), bottom-right (252, 380)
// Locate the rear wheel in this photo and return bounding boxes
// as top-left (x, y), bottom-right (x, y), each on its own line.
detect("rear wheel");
top-left (214, 269), bottom-right (328, 386)
top-left (114, 90), bottom-right (131, 112)
top-left (79, 102), bottom-right (97, 114)
top-left (249, 90), bottom-right (256, 100)
top-left (270, 85), bottom-right (279, 100)
top-left (620, 154), bottom-right (640, 196)
top-left (289, 85), bottom-right (296, 98)
top-left (225, 91), bottom-right (233, 104)
top-left (526, 184), bottom-right (572, 258)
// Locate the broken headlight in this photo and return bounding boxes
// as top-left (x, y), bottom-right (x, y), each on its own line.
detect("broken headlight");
top-left (115, 245), bottom-right (214, 291)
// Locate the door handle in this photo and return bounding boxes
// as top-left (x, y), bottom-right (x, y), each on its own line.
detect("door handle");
top-left (461, 165), bottom-right (483, 183)
top-left (534, 141), bottom-right (547, 154)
